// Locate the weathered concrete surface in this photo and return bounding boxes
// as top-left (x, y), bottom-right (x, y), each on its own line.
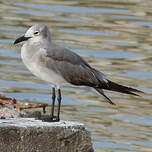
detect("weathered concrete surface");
top-left (0, 118), bottom-right (94, 152)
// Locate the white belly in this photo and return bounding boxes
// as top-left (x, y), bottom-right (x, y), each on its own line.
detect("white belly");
top-left (21, 46), bottom-right (68, 88)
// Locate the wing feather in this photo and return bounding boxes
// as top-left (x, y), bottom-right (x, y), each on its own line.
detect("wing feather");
top-left (42, 44), bottom-right (102, 87)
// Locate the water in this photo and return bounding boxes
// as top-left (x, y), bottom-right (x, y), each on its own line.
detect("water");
top-left (0, 0), bottom-right (152, 151)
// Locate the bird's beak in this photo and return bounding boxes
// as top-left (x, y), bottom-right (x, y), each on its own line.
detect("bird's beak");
top-left (14, 35), bottom-right (31, 44)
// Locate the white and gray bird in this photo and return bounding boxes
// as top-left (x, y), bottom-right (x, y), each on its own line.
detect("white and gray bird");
top-left (14, 24), bottom-right (142, 122)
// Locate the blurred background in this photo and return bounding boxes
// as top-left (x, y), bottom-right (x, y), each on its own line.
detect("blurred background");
top-left (0, 0), bottom-right (152, 151)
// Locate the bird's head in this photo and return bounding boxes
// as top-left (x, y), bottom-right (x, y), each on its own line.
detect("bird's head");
top-left (14, 24), bottom-right (51, 45)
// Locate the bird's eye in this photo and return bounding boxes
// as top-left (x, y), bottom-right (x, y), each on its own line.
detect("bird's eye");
top-left (34, 31), bottom-right (39, 35)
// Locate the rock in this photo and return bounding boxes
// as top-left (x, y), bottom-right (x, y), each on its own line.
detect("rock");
top-left (0, 118), bottom-right (94, 152)
top-left (0, 104), bottom-right (20, 118)
top-left (0, 104), bottom-right (43, 119)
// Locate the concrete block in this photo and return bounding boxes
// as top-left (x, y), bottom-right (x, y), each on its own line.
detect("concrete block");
top-left (0, 118), bottom-right (94, 152)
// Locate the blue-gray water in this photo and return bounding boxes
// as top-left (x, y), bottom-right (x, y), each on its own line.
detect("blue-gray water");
top-left (0, 0), bottom-right (152, 151)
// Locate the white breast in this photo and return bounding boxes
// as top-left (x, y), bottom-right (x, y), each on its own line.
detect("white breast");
top-left (21, 45), bottom-right (68, 88)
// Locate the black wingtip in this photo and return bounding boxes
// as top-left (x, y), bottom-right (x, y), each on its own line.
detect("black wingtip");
top-left (104, 80), bottom-right (144, 97)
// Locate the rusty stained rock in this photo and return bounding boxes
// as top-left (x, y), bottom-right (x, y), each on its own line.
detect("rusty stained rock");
top-left (0, 93), bottom-right (48, 119)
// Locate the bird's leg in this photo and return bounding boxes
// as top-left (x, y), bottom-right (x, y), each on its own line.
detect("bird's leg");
top-left (50, 87), bottom-right (56, 120)
top-left (38, 87), bottom-right (57, 122)
top-left (57, 89), bottom-right (62, 121)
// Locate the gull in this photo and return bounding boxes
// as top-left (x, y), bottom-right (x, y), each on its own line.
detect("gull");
top-left (14, 24), bottom-right (142, 122)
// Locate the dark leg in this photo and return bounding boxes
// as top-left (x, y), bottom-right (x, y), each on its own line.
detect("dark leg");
top-left (51, 87), bottom-right (56, 119)
top-left (57, 89), bottom-right (62, 121)
top-left (36, 87), bottom-right (57, 122)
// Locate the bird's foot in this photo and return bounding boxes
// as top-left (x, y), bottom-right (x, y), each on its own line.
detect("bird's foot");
top-left (37, 116), bottom-right (60, 122)
top-left (49, 116), bottom-right (60, 122)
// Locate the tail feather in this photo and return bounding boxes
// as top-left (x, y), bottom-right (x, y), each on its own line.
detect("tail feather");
top-left (102, 80), bottom-right (143, 96)
top-left (94, 79), bottom-right (143, 105)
